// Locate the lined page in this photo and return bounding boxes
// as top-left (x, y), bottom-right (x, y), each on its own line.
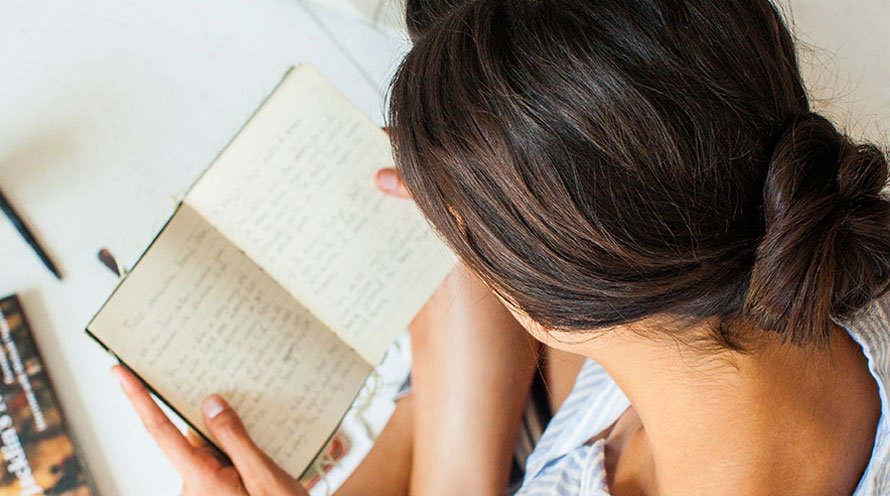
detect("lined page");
top-left (89, 204), bottom-right (371, 476)
top-left (186, 66), bottom-right (454, 365)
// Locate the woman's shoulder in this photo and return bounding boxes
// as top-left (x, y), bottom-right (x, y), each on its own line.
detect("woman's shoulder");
top-left (845, 292), bottom-right (890, 495)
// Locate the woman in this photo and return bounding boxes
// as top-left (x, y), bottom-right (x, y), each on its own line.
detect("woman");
top-left (114, 0), bottom-right (890, 494)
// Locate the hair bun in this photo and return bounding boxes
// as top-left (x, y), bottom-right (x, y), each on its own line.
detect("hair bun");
top-left (744, 112), bottom-right (890, 344)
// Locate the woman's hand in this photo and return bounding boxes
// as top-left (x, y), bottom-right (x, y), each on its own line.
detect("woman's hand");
top-left (112, 366), bottom-right (308, 496)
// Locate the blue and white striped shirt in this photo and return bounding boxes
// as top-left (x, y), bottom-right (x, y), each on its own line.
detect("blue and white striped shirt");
top-left (518, 294), bottom-right (890, 495)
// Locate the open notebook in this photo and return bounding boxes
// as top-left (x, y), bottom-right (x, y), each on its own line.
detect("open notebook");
top-left (87, 65), bottom-right (454, 477)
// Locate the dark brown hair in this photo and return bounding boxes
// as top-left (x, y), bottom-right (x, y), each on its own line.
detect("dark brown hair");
top-left (388, 0), bottom-right (890, 347)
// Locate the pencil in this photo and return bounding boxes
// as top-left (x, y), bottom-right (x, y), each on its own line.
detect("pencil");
top-left (0, 188), bottom-right (62, 280)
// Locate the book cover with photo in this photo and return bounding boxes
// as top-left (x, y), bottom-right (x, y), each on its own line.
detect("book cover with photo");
top-left (0, 295), bottom-right (94, 496)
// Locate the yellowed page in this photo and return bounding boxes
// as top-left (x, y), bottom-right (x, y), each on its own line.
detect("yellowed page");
top-left (186, 66), bottom-right (455, 365)
top-left (88, 204), bottom-right (371, 477)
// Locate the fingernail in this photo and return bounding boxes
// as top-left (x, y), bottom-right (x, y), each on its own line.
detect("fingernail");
top-left (110, 367), bottom-right (125, 385)
top-left (377, 170), bottom-right (397, 192)
top-left (202, 395), bottom-right (226, 419)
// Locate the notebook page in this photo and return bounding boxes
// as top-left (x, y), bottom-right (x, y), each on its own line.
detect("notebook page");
top-left (186, 66), bottom-right (455, 365)
top-left (88, 203), bottom-right (371, 476)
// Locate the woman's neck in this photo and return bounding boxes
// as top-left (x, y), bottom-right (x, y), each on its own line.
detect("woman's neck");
top-left (561, 321), bottom-right (881, 496)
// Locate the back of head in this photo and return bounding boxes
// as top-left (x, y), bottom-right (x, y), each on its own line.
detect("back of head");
top-left (389, 0), bottom-right (890, 347)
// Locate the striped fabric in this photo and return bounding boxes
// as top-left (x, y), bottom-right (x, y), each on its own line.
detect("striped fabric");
top-left (517, 294), bottom-right (890, 495)
top-left (847, 294), bottom-right (890, 495)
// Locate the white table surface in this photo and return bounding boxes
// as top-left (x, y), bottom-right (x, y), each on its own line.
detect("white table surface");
top-left (0, 1), bottom-right (887, 495)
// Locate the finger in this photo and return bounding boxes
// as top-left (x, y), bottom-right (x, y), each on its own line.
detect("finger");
top-left (187, 429), bottom-right (229, 466)
top-left (112, 366), bottom-right (199, 473)
top-left (186, 429), bottom-right (211, 449)
top-left (202, 396), bottom-right (304, 494)
top-left (375, 168), bottom-right (411, 198)
top-left (201, 396), bottom-right (299, 492)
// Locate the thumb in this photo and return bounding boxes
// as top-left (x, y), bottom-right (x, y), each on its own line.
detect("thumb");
top-left (201, 395), bottom-right (296, 493)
